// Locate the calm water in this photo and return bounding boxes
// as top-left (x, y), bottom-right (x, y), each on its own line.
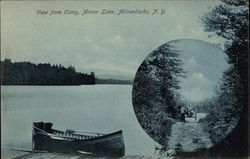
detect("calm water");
top-left (1, 85), bottom-right (156, 158)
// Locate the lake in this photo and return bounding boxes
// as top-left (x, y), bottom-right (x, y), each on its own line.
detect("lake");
top-left (1, 85), bottom-right (156, 158)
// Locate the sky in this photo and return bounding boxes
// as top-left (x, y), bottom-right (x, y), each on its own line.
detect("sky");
top-left (143, 39), bottom-right (229, 103)
top-left (1, 1), bottom-right (225, 76)
top-left (168, 39), bottom-right (229, 102)
top-left (1, 1), bottom-right (228, 102)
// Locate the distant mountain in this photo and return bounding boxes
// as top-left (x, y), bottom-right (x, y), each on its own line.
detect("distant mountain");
top-left (1, 59), bottom-right (134, 85)
top-left (97, 73), bottom-right (133, 81)
top-left (96, 78), bottom-right (133, 85)
top-left (78, 68), bottom-right (134, 81)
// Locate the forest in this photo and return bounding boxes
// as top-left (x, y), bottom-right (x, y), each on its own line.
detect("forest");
top-left (197, 0), bottom-right (248, 157)
top-left (1, 59), bottom-right (133, 85)
top-left (179, 0), bottom-right (248, 158)
top-left (0, 59), bottom-right (95, 85)
top-left (132, 43), bottom-right (186, 146)
top-left (133, 1), bottom-right (248, 157)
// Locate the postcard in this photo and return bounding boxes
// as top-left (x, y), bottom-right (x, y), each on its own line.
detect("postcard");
top-left (1, 0), bottom-right (248, 159)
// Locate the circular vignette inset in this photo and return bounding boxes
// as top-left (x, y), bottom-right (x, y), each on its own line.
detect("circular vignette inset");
top-left (132, 39), bottom-right (242, 153)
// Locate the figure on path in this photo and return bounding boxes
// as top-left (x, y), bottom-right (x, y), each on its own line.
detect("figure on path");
top-left (180, 106), bottom-right (188, 122)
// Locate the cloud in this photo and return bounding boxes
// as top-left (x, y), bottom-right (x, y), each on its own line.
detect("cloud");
top-left (181, 87), bottom-right (211, 102)
top-left (187, 57), bottom-right (197, 65)
top-left (109, 35), bottom-right (124, 44)
top-left (1, 1), bottom-right (224, 77)
top-left (179, 72), bottom-right (214, 102)
top-left (192, 73), bottom-right (208, 82)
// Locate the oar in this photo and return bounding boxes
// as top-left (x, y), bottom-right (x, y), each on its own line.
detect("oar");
top-left (10, 148), bottom-right (48, 153)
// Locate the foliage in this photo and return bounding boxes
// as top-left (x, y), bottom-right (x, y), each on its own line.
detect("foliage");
top-left (201, 0), bottom-right (248, 86)
top-left (147, 44), bottom-right (186, 119)
top-left (199, 0), bottom-right (248, 157)
top-left (132, 43), bottom-right (186, 146)
top-left (1, 59), bottom-right (96, 85)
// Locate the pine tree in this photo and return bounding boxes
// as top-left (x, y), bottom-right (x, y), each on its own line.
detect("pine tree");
top-left (132, 43), bottom-right (186, 146)
top-left (147, 44), bottom-right (186, 119)
top-left (201, 0), bottom-right (248, 157)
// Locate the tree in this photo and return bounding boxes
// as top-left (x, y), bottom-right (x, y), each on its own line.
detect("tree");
top-left (1, 60), bottom-right (96, 85)
top-left (132, 43), bottom-right (186, 146)
top-left (147, 44), bottom-right (186, 119)
top-left (201, 0), bottom-right (248, 157)
top-left (201, 0), bottom-right (248, 87)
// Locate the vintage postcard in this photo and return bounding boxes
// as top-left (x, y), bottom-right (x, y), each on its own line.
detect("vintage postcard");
top-left (1, 0), bottom-right (249, 159)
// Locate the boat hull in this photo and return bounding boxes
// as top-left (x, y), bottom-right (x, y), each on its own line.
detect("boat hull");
top-left (71, 131), bottom-right (124, 156)
top-left (32, 122), bottom-right (125, 157)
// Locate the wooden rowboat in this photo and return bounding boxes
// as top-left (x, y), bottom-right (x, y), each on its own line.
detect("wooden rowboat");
top-left (32, 122), bottom-right (125, 157)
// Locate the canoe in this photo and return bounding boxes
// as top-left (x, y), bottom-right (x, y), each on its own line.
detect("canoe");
top-left (32, 122), bottom-right (125, 157)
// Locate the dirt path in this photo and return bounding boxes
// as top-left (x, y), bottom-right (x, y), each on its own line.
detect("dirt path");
top-left (165, 113), bottom-right (212, 156)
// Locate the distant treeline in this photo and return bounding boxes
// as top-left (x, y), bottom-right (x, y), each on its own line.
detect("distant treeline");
top-left (1, 59), bottom-right (95, 85)
top-left (96, 78), bottom-right (133, 85)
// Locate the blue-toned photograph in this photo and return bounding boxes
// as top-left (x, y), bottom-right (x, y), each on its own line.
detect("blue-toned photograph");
top-left (1, 1), bottom-right (248, 159)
